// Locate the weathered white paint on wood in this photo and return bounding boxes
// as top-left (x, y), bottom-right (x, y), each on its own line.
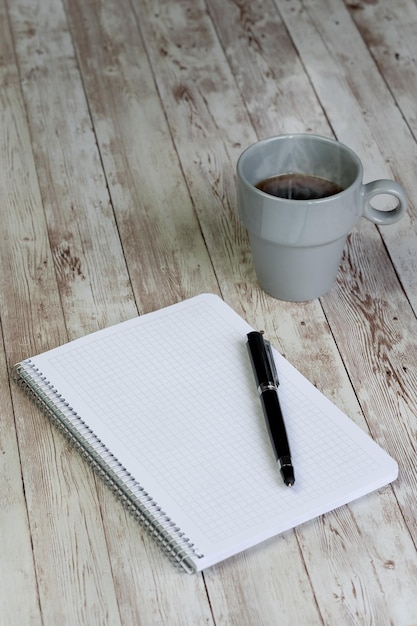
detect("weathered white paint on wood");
top-left (1, 0), bottom-right (417, 623)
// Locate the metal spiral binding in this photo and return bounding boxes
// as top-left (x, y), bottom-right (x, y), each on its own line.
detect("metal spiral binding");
top-left (12, 360), bottom-right (203, 574)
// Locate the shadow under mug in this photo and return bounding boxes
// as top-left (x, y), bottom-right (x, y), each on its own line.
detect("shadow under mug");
top-left (236, 134), bottom-right (407, 302)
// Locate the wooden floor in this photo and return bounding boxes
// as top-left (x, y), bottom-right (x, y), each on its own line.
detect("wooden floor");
top-left (2, 0), bottom-right (417, 623)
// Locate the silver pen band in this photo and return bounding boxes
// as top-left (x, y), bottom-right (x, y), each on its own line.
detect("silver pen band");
top-left (257, 381), bottom-right (278, 395)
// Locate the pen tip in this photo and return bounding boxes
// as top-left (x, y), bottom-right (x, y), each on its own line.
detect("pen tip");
top-left (281, 466), bottom-right (295, 487)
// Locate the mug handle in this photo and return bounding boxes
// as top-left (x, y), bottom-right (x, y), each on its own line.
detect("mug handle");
top-left (362, 179), bottom-right (407, 225)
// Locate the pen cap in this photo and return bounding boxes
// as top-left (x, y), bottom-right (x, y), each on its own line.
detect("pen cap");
top-left (246, 331), bottom-right (276, 389)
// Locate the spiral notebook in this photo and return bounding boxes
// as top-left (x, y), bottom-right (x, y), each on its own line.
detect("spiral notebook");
top-left (12, 294), bottom-right (398, 573)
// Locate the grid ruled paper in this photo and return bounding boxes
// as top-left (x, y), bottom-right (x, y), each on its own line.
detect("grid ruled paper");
top-left (22, 294), bottom-right (398, 571)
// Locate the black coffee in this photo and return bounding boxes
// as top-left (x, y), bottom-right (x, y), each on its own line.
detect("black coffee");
top-left (256, 173), bottom-right (343, 200)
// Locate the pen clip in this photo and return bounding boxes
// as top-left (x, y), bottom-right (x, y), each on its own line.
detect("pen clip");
top-left (263, 338), bottom-right (279, 388)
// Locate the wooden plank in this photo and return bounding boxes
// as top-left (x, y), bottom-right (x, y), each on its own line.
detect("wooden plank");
top-left (9, 0), bottom-right (138, 338)
top-left (344, 0), bottom-right (417, 303)
top-left (0, 78), bottom-right (122, 625)
top-left (0, 340), bottom-right (40, 623)
top-left (0, 2), bottom-right (52, 621)
top-left (4, 0), bottom-right (125, 623)
top-left (126, 0), bottom-right (256, 307)
top-left (345, 0), bottom-right (417, 135)
top-left (206, 0), bottom-right (329, 139)
top-left (278, 0), bottom-right (417, 312)
top-left (64, 0), bottom-right (220, 316)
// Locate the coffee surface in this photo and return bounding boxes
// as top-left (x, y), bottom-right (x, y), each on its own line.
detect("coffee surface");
top-left (256, 173), bottom-right (344, 200)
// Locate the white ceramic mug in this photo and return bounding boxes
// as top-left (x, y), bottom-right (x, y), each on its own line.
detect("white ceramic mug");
top-left (237, 134), bottom-right (407, 301)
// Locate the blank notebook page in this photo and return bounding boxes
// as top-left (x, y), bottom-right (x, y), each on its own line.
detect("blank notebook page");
top-left (22, 294), bottom-right (398, 571)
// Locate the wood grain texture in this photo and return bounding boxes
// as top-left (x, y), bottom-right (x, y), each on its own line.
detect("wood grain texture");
top-left (3, 1), bottom-right (124, 623)
top-left (1, 0), bottom-right (417, 622)
top-left (279, 0), bottom-right (417, 311)
top-left (0, 339), bottom-right (40, 625)
top-left (344, 0), bottom-right (417, 309)
top-left (65, 0), bottom-right (220, 314)
top-left (9, 0), bottom-right (138, 338)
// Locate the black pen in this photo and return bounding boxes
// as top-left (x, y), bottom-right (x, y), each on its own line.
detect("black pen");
top-left (246, 331), bottom-right (295, 487)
